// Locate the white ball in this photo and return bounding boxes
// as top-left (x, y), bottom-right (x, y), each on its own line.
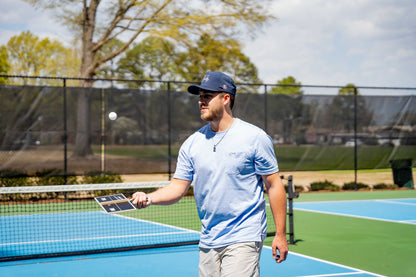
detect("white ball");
top-left (108, 112), bottom-right (117, 120)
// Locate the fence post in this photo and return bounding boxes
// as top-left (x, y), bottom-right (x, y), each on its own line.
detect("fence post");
top-left (354, 87), bottom-right (358, 190)
top-left (63, 78), bottom-right (68, 185)
top-left (264, 85), bottom-right (268, 133)
top-left (167, 82), bottom-right (172, 180)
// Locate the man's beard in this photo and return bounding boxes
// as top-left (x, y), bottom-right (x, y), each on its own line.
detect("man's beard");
top-left (200, 105), bottom-right (223, 122)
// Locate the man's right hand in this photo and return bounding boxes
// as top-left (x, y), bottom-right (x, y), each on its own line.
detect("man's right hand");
top-left (131, 192), bottom-right (152, 209)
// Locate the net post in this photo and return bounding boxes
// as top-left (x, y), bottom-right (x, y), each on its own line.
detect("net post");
top-left (286, 175), bottom-right (298, 244)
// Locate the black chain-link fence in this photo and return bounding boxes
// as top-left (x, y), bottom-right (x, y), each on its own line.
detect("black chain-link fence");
top-left (0, 76), bottom-right (415, 183)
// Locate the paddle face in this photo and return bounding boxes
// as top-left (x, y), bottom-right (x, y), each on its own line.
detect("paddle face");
top-left (95, 194), bottom-right (136, 213)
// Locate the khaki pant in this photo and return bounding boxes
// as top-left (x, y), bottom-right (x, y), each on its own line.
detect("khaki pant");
top-left (199, 242), bottom-right (263, 277)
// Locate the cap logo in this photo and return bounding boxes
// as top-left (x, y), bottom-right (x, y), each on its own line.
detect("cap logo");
top-left (203, 75), bottom-right (210, 83)
top-left (222, 85), bottom-right (227, 89)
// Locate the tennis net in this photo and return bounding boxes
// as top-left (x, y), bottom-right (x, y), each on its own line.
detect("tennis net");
top-left (0, 180), bottom-right (288, 261)
top-left (0, 182), bottom-right (201, 261)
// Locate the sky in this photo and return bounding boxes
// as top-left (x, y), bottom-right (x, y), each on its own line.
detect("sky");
top-left (1, 0), bottom-right (415, 91)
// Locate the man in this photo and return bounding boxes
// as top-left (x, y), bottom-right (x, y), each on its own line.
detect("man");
top-left (132, 71), bottom-right (288, 276)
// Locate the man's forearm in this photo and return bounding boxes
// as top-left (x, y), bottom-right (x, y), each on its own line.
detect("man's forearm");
top-left (148, 178), bottom-right (191, 205)
top-left (268, 180), bottom-right (287, 237)
top-left (263, 173), bottom-right (287, 236)
top-left (132, 178), bottom-right (191, 208)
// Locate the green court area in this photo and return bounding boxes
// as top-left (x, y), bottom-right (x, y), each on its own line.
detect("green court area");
top-left (274, 190), bottom-right (416, 277)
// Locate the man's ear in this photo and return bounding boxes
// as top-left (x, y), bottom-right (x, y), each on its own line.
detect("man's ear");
top-left (222, 93), bottom-right (231, 106)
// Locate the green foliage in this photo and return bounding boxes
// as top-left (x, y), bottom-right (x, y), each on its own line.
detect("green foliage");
top-left (310, 180), bottom-right (340, 191)
top-left (24, 0), bottom-right (275, 81)
top-left (0, 45), bottom-right (10, 84)
top-left (342, 182), bottom-right (369, 190)
top-left (34, 169), bottom-right (78, 186)
top-left (373, 183), bottom-right (399, 190)
top-left (5, 31), bottom-right (79, 85)
top-left (339, 83), bottom-right (359, 95)
top-left (324, 94), bottom-right (373, 133)
top-left (79, 172), bottom-right (124, 197)
top-left (178, 33), bottom-right (261, 92)
top-left (80, 172), bottom-right (123, 184)
top-left (117, 36), bottom-right (178, 88)
top-left (0, 169), bottom-right (32, 187)
top-left (270, 76), bottom-right (304, 95)
top-left (117, 34), bottom-right (262, 92)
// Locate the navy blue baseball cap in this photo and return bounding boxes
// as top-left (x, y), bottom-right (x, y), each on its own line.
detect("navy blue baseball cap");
top-left (187, 71), bottom-right (237, 95)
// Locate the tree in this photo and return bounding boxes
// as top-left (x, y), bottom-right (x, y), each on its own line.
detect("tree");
top-left (324, 84), bottom-right (373, 133)
top-left (338, 83), bottom-right (357, 95)
top-left (25, 0), bottom-right (275, 157)
top-left (0, 46), bottom-right (10, 84)
top-left (5, 31), bottom-right (79, 85)
top-left (118, 34), bottom-right (261, 91)
top-left (117, 36), bottom-right (178, 88)
top-left (178, 33), bottom-right (261, 92)
top-left (270, 76), bottom-right (303, 95)
top-left (94, 38), bottom-right (124, 83)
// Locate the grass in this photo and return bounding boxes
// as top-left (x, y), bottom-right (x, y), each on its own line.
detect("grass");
top-left (263, 190), bottom-right (416, 277)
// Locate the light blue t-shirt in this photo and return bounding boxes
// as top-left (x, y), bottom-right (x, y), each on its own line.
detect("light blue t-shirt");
top-left (173, 118), bottom-right (279, 248)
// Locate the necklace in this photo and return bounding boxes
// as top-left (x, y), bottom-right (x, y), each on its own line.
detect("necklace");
top-left (212, 119), bottom-right (235, 152)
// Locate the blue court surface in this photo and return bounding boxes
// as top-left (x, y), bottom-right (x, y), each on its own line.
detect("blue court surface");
top-left (293, 198), bottom-right (416, 225)
top-left (0, 245), bottom-right (384, 277)
top-left (0, 211), bottom-right (200, 258)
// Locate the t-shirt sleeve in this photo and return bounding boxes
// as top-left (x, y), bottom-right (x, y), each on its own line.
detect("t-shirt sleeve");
top-left (253, 130), bottom-right (279, 175)
top-left (173, 139), bottom-right (194, 181)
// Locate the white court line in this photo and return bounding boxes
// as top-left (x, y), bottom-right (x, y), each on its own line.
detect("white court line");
top-left (292, 207), bottom-right (416, 225)
top-left (375, 199), bottom-right (416, 206)
top-left (108, 211), bottom-right (200, 234)
top-left (269, 248), bottom-right (386, 277)
top-left (298, 273), bottom-right (371, 277)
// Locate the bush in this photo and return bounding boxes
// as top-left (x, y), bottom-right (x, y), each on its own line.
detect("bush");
top-left (342, 182), bottom-right (369, 190)
top-left (80, 172), bottom-right (124, 197)
top-left (373, 183), bottom-right (399, 190)
top-left (34, 169), bottom-right (78, 186)
top-left (81, 172), bottom-right (123, 184)
top-left (0, 169), bottom-right (32, 187)
top-left (310, 180), bottom-right (340, 191)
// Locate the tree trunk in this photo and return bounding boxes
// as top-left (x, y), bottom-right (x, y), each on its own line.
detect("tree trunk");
top-left (72, 0), bottom-right (98, 157)
top-left (73, 87), bottom-right (93, 157)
